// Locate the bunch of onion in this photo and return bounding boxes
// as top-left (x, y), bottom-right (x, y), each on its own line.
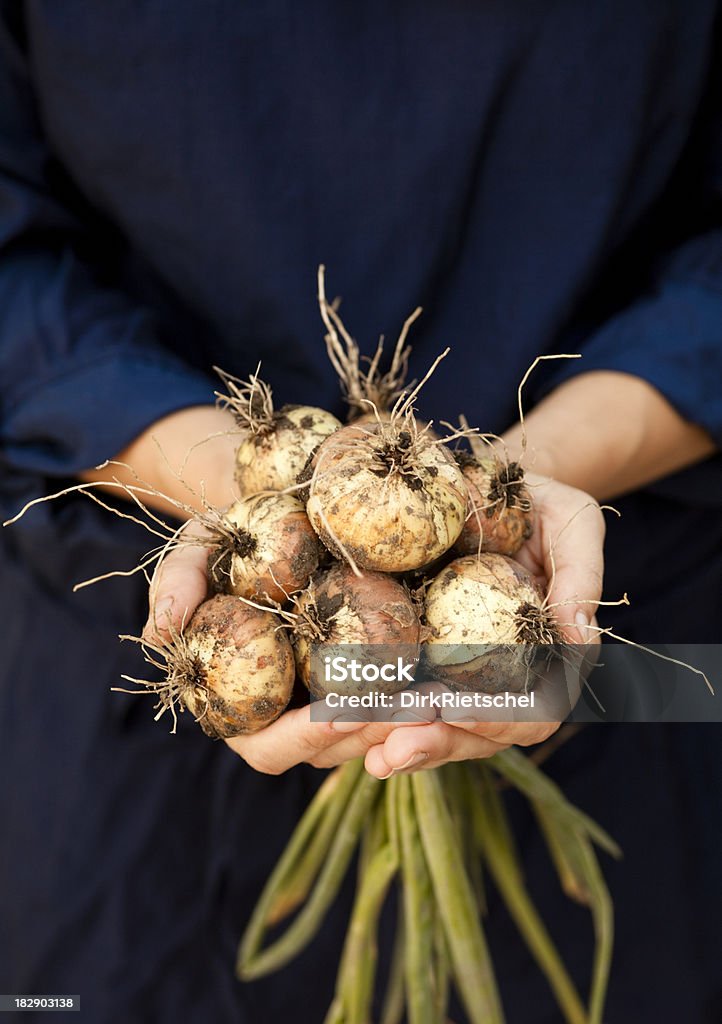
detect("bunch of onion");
top-left (3, 285), bottom-right (629, 1024)
top-left (215, 364), bottom-right (341, 493)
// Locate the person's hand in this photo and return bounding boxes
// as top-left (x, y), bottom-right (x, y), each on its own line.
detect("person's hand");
top-left (361, 472), bottom-right (605, 778)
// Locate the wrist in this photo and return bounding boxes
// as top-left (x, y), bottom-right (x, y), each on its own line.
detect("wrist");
top-left (81, 405), bottom-right (239, 518)
top-left (499, 370), bottom-right (715, 501)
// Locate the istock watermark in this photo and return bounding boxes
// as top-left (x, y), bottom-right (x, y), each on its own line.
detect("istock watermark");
top-left (323, 655), bottom-right (416, 685)
top-left (308, 643), bottom-right (721, 724)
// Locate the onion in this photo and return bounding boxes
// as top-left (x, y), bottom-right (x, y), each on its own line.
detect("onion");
top-left (126, 595), bottom-right (295, 738)
top-left (455, 453), bottom-right (533, 557)
top-left (216, 366), bottom-right (341, 493)
top-left (292, 563), bottom-right (421, 698)
top-left (423, 554), bottom-right (561, 693)
top-left (306, 420), bottom-right (467, 573)
top-left (209, 492), bottom-right (319, 603)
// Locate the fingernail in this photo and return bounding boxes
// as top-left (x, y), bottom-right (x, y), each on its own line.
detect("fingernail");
top-left (575, 610), bottom-right (589, 642)
top-left (393, 752), bottom-right (428, 773)
top-left (153, 597), bottom-right (174, 621)
top-left (390, 710), bottom-right (430, 724)
top-left (330, 716), bottom-right (368, 733)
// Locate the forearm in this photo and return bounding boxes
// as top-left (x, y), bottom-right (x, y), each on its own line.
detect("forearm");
top-left (501, 370), bottom-right (716, 501)
top-left (80, 405), bottom-right (239, 518)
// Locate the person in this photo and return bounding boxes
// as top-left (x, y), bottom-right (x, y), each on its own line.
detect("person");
top-left (1, 3), bottom-right (721, 1021)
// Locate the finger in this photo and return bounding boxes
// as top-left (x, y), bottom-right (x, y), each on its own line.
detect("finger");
top-left (384, 681), bottom-right (447, 724)
top-left (532, 479), bottom-right (606, 642)
top-left (439, 716), bottom-right (560, 747)
top-left (226, 706), bottom-right (349, 774)
top-left (144, 522), bottom-right (211, 641)
top-left (226, 707), bottom-right (403, 775)
top-left (364, 721), bottom-right (507, 778)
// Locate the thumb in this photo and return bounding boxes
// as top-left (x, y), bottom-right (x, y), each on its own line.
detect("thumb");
top-left (144, 530), bottom-right (211, 642)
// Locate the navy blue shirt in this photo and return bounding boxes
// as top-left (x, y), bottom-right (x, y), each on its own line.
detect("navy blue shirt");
top-left (1, 4), bottom-right (722, 1022)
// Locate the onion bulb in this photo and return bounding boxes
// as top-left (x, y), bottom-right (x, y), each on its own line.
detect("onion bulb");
top-left (306, 421), bottom-right (467, 572)
top-left (216, 366), bottom-right (340, 493)
top-left (292, 563), bottom-right (421, 698)
top-left (209, 492), bottom-right (319, 603)
top-left (129, 595), bottom-right (295, 738)
top-left (424, 554), bottom-right (561, 693)
top-left (455, 453), bottom-right (533, 557)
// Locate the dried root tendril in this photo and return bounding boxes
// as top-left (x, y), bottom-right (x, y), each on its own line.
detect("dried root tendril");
top-left (318, 264), bottom-right (419, 419)
top-left (236, 577), bottom-right (336, 646)
top-left (115, 621), bottom-right (209, 735)
top-left (515, 354), bottom-right (582, 460)
top-left (515, 601), bottom-right (564, 646)
top-left (2, 460), bottom-right (265, 593)
top-left (214, 363), bottom-right (276, 435)
top-left (455, 416), bottom-right (531, 516)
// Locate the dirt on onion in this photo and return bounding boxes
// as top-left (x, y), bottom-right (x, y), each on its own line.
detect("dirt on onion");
top-left (423, 553), bottom-right (563, 693)
top-left (455, 451), bottom-right (533, 557)
top-left (216, 365), bottom-right (341, 493)
top-left (306, 419), bottom-right (468, 573)
top-left (209, 492), bottom-right (320, 603)
top-left (291, 562), bottom-right (421, 698)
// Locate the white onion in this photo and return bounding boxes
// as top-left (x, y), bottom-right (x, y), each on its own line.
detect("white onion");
top-left (235, 404), bottom-right (341, 494)
top-left (136, 595), bottom-right (295, 738)
top-left (216, 366), bottom-right (341, 493)
top-left (292, 563), bottom-right (421, 698)
top-left (209, 492), bottom-right (319, 603)
top-left (183, 596), bottom-right (294, 736)
top-left (424, 554), bottom-right (560, 693)
top-left (455, 454), bottom-right (533, 557)
top-left (306, 421), bottom-right (467, 572)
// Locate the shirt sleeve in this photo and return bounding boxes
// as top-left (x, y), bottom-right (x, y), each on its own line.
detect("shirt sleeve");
top-left (536, 42), bottom-right (722, 449)
top-left (543, 233), bottom-right (722, 447)
top-left (0, 4), bottom-right (213, 479)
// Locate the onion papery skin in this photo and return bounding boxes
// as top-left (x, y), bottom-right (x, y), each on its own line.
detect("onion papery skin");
top-left (212, 493), bottom-right (320, 603)
top-left (235, 405), bottom-right (341, 494)
top-left (424, 554), bottom-right (555, 693)
top-left (182, 595), bottom-right (295, 737)
top-left (455, 455), bottom-right (533, 557)
top-left (293, 563), bottom-right (421, 699)
top-left (306, 423), bottom-right (467, 572)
